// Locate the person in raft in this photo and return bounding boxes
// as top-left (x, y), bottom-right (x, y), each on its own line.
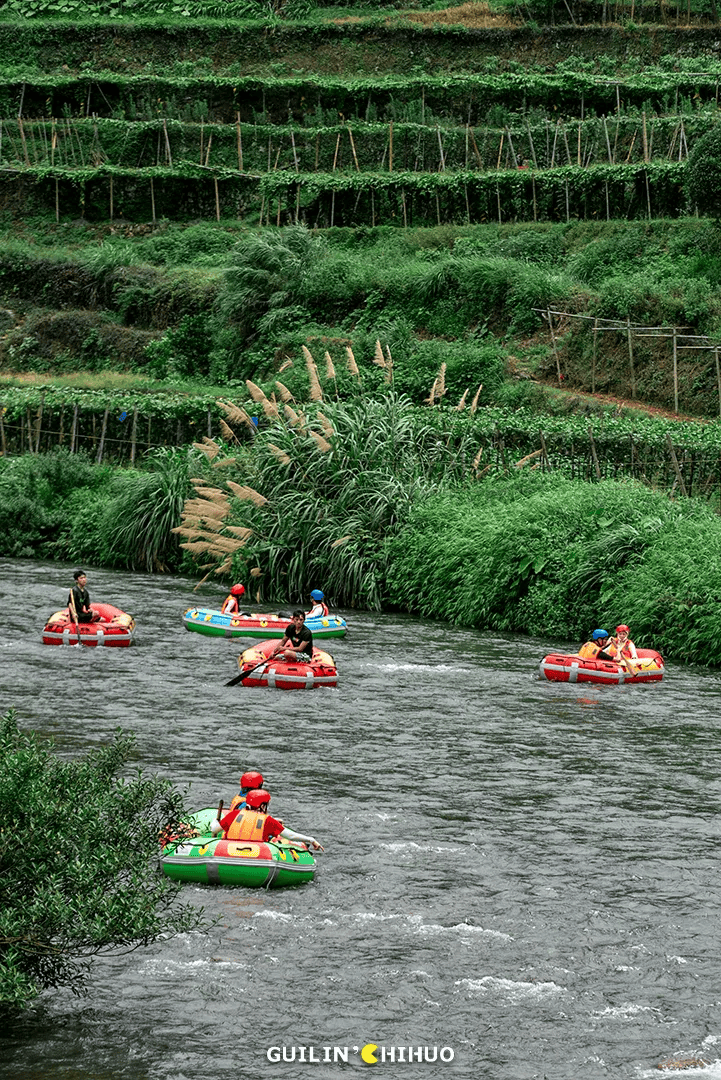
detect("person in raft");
top-left (221, 583), bottom-right (246, 615)
top-left (227, 770), bottom-right (265, 813)
top-left (577, 629), bottom-right (616, 661)
top-left (211, 789), bottom-right (324, 850)
top-left (272, 610), bottom-right (314, 662)
top-left (306, 589), bottom-right (329, 619)
top-left (611, 624), bottom-right (639, 664)
top-left (68, 570), bottom-right (100, 624)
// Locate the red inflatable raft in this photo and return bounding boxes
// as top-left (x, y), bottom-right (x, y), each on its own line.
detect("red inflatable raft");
top-left (235, 638), bottom-right (337, 690)
top-left (42, 603), bottom-right (135, 647)
top-left (539, 647), bottom-right (664, 685)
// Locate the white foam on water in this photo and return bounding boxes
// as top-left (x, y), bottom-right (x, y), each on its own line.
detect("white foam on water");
top-left (138, 958), bottom-right (245, 975)
top-left (371, 662), bottom-right (471, 674)
top-left (413, 922), bottom-right (512, 941)
top-left (594, 1002), bottom-right (659, 1020)
top-left (455, 976), bottom-right (566, 1001)
top-left (252, 910), bottom-right (293, 921)
top-left (666, 954), bottom-right (688, 964)
top-left (379, 840), bottom-right (463, 853)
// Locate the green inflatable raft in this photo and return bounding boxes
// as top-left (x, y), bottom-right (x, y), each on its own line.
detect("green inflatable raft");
top-left (161, 807), bottom-right (316, 889)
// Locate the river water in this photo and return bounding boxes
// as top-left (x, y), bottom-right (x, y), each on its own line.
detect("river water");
top-left (2, 559), bottom-right (721, 1080)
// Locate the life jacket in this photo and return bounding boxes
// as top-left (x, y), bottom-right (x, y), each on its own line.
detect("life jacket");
top-left (577, 641), bottom-right (600, 660)
top-left (613, 639), bottom-right (636, 660)
top-left (228, 793), bottom-right (245, 812)
top-left (308, 602), bottom-right (329, 619)
top-left (226, 807), bottom-right (267, 841)
top-left (221, 595), bottom-right (239, 615)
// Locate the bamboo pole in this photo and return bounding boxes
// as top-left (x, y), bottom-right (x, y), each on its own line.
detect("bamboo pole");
top-left (389, 120), bottom-right (393, 173)
top-left (673, 326), bottom-right (679, 413)
top-left (214, 177), bottom-right (220, 221)
top-left (130, 407), bottom-right (138, 465)
top-left (162, 119), bottom-right (173, 166)
top-left (665, 432), bottom-right (687, 496)
top-left (547, 309), bottom-right (562, 386)
top-left (627, 317), bottom-right (636, 399)
top-left (150, 177), bottom-right (156, 224)
top-left (592, 317), bottom-right (598, 394)
top-left (348, 125), bottom-right (360, 172)
top-left (588, 426), bottom-right (602, 480)
top-left (35, 393), bottom-right (45, 453)
top-left (71, 405), bottom-right (78, 453)
top-left (96, 407), bottom-right (109, 464)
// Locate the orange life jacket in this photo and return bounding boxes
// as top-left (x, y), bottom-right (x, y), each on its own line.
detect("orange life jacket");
top-left (613, 639), bottom-right (636, 660)
top-left (221, 595), bottom-right (239, 615)
top-left (228, 793), bottom-right (244, 812)
top-left (577, 641), bottom-right (600, 660)
top-left (226, 807), bottom-right (267, 841)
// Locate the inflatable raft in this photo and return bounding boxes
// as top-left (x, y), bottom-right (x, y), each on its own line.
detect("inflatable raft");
top-left (539, 647), bottom-right (664, 685)
top-left (42, 602), bottom-right (135, 647)
top-left (182, 607), bottom-right (347, 640)
top-left (161, 807), bottom-right (315, 888)
top-left (235, 638), bottom-right (338, 690)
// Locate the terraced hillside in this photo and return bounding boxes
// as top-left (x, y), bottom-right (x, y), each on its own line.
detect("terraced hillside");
top-left (1, 0), bottom-right (721, 421)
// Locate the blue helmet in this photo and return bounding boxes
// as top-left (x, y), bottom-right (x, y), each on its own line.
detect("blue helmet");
top-left (310, 589), bottom-right (324, 602)
top-left (592, 629), bottom-right (609, 641)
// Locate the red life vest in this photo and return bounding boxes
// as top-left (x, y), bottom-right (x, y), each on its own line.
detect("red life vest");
top-left (226, 807), bottom-right (267, 841)
top-left (221, 595), bottom-right (239, 615)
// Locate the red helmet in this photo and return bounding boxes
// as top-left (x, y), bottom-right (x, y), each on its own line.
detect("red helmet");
top-left (240, 770), bottom-right (263, 791)
top-left (230, 584), bottom-right (245, 597)
top-left (616, 624), bottom-right (630, 633)
top-left (245, 789), bottom-right (270, 810)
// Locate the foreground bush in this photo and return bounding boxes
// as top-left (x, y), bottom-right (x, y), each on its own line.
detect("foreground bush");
top-left (0, 710), bottom-right (204, 1012)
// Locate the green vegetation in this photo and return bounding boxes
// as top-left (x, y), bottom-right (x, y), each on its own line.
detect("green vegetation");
top-left (0, 447), bottom-right (192, 569)
top-left (0, 708), bottom-right (205, 1012)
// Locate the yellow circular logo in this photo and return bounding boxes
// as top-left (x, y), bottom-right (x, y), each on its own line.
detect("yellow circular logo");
top-left (360, 1045), bottom-right (378, 1065)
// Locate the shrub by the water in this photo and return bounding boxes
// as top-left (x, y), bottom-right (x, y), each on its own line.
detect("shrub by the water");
top-left (0, 709), bottom-right (204, 1013)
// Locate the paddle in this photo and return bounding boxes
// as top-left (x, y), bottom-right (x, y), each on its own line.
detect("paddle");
top-left (68, 590), bottom-right (82, 646)
top-left (225, 653), bottom-right (275, 687)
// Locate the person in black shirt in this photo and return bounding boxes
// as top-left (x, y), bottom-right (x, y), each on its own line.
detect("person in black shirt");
top-left (68, 569), bottom-right (98, 624)
top-left (272, 610), bottom-right (314, 662)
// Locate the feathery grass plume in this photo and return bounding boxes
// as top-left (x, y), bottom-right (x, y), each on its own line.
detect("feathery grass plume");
top-left (470, 383), bottom-right (483, 413)
top-left (373, 340), bottom-right (386, 371)
top-left (192, 486), bottom-right (229, 505)
top-left (171, 516), bottom-right (225, 535)
top-left (302, 346), bottom-right (323, 402)
top-left (180, 540), bottom-right (228, 556)
top-left (212, 457), bottom-right (237, 469)
top-left (246, 379), bottom-right (280, 419)
top-left (436, 362), bottom-right (447, 399)
top-left (284, 403), bottom-right (300, 426)
top-left (192, 440), bottom-right (220, 460)
top-left (344, 346), bottom-right (359, 377)
top-left (180, 498), bottom-right (228, 520)
top-left (384, 345), bottom-right (394, 386)
top-left (226, 480), bottom-right (268, 506)
top-left (316, 411), bottom-right (335, 438)
top-left (309, 430), bottom-right (332, 453)
top-left (250, 567), bottom-right (263, 578)
top-left (472, 446), bottom-right (483, 473)
top-left (331, 534), bottom-right (353, 548)
top-left (456, 389), bottom-right (469, 411)
top-left (279, 359), bottom-right (293, 373)
top-left (268, 442), bottom-right (292, 465)
top-left (324, 351), bottom-right (336, 381)
top-left (214, 557), bottom-right (233, 573)
top-left (217, 400), bottom-right (249, 426)
top-left (219, 418), bottom-right (238, 444)
top-left (255, 588), bottom-right (261, 603)
top-left (225, 526), bottom-right (253, 540)
top-left (514, 449), bottom-right (543, 469)
top-left (275, 381), bottom-right (295, 403)
top-left (425, 377), bottom-right (439, 405)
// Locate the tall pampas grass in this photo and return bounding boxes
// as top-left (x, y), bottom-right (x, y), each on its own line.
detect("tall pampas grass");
top-left (302, 345), bottom-right (323, 402)
top-left (309, 430), bottom-right (332, 453)
top-left (345, 346), bottom-right (359, 377)
top-left (275, 381), bottom-right (295, 403)
top-left (470, 383), bottom-right (483, 413)
top-left (226, 480), bottom-right (268, 506)
top-left (316, 411), bottom-right (335, 439)
top-left (324, 351), bottom-right (336, 381)
top-left (268, 443), bottom-right (292, 465)
top-left (246, 379), bottom-right (280, 419)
